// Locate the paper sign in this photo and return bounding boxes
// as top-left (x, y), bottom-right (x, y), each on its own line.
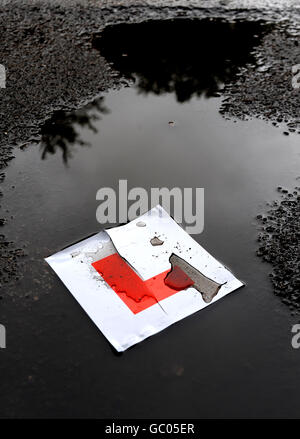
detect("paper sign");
top-left (45, 206), bottom-right (243, 351)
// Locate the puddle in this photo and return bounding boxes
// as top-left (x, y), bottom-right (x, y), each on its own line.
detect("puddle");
top-left (40, 98), bottom-right (108, 163)
top-left (93, 18), bottom-right (270, 102)
top-left (2, 82), bottom-right (299, 309)
top-left (2, 18), bottom-right (299, 301)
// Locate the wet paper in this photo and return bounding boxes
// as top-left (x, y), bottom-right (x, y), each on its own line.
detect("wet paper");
top-left (45, 206), bottom-right (243, 352)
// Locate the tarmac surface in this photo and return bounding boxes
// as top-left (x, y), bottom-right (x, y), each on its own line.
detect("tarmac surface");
top-left (0, 0), bottom-right (299, 418)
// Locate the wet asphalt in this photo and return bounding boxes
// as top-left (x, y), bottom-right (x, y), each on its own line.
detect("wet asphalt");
top-left (0, 0), bottom-right (299, 418)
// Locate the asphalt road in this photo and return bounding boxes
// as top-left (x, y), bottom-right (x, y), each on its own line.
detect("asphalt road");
top-left (0, 0), bottom-right (299, 419)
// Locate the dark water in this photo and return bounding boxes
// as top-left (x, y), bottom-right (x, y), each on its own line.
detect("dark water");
top-left (93, 18), bottom-right (270, 102)
top-left (1, 18), bottom-right (300, 418)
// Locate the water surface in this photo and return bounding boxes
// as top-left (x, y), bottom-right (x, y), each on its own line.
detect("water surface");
top-left (0, 18), bottom-right (299, 419)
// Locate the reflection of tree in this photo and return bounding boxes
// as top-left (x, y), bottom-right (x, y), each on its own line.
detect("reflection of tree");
top-left (40, 97), bottom-right (108, 163)
top-left (93, 19), bottom-right (270, 102)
